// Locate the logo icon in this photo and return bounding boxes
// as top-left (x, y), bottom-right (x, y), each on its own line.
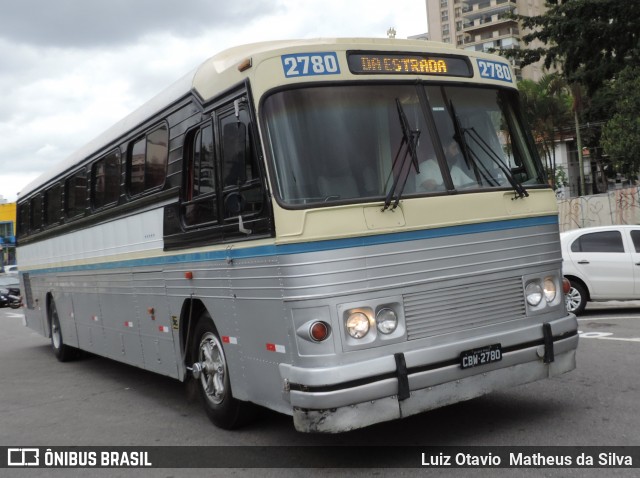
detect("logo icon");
top-left (8, 448), bottom-right (39, 467)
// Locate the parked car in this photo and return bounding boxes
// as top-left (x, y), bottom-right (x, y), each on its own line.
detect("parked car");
top-left (3, 265), bottom-right (18, 274)
top-left (561, 225), bottom-right (640, 314)
top-left (0, 275), bottom-right (21, 308)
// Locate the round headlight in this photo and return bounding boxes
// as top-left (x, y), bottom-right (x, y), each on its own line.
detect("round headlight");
top-left (543, 277), bottom-right (557, 302)
top-left (525, 281), bottom-right (543, 306)
top-left (346, 312), bottom-right (370, 339)
top-left (376, 308), bottom-right (398, 334)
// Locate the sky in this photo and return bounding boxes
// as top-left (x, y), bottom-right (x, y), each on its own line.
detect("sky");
top-left (0, 0), bottom-right (428, 202)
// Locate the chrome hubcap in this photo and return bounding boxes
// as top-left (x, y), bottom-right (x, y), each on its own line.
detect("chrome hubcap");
top-left (198, 332), bottom-right (226, 405)
top-left (565, 287), bottom-right (581, 312)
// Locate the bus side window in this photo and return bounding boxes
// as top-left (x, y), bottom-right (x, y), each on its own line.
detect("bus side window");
top-left (30, 195), bottom-right (43, 232)
top-left (183, 122), bottom-right (218, 227)
top-left (44, 183), bottom-right (62, 227)
top-left (17, 202), bottom-right (30, 237)
top-left (128, 124), bottom-right (168, 197)
top-left (220, 109), bottom-right (263, 220)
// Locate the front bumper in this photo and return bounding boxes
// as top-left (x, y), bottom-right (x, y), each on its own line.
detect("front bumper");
top-left (282, 316), bottom-right (578, 433)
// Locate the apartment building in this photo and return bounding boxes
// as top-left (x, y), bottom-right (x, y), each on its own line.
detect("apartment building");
top-left (426, 0), bottom-right (548, 81)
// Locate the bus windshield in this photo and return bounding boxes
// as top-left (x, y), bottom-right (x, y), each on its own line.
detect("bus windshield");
top-left (263, 84), bottom-right (546, 206)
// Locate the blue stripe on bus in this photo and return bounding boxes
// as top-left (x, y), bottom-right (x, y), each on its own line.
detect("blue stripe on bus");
top-left (26, 215), bottom-right (558, 275)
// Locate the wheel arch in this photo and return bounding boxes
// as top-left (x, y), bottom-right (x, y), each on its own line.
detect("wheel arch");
top-left (179, 297), bottom-right (210, 365)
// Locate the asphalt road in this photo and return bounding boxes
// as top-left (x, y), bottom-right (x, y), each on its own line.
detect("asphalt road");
top-left (1, 303), bottom-right (639, 477)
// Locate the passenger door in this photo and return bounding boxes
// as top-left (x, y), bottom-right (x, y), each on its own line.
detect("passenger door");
top-left (566, 229), bottom-right (634, 299)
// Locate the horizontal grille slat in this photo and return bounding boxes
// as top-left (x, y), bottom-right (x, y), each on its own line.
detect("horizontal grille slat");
top-left (404, 277), bottom-right (526, 340)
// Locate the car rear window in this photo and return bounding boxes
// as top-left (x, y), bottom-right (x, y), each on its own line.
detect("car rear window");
top-left (570, 231), bottom-right (624, 253)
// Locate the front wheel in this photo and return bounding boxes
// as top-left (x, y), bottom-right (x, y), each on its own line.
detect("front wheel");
top-left (565, 280), bottom-right (587, 315)
top-left (191, 314), bottom-right (256, 429)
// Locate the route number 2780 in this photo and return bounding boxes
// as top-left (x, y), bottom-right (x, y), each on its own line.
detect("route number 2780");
top-left (477, 59), bottom-right (512, 82)
top-left (281, 53), bottom-right (341, 78)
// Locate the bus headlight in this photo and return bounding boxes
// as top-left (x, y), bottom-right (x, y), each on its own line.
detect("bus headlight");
top-left (346, 312), bottom-right (370, 339)
top-left (543, 277), bottom-right (557, 303)
top-left (525, 281), bottom-right (543, 306)
top-left (376, 308), bottom-right (398, 334)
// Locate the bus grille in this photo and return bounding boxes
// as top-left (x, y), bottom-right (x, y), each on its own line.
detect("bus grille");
top-left (403, 277), bottom-right (526, 340)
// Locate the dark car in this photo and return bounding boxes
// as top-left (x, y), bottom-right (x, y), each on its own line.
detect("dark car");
top-left (0, 276), bottom-right (21, 308)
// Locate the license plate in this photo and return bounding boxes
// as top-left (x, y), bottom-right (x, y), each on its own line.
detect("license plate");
top-left (460, 344), bottom-right (502, 369)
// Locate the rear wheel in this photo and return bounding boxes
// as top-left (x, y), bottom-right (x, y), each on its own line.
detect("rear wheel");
top-left (191, 313), bottom-right (256, 429)
top-left (49, 299), bottom-right (74, 362)
top-left (565, 280), bottom-right (587, 315)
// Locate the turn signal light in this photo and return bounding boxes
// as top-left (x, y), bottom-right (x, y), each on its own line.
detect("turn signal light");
top-left (562, 278), bottom-right (571, 294)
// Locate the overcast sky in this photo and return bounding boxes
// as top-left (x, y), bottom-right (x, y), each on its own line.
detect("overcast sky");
top-left (0, 0), bottom-right (428, 202)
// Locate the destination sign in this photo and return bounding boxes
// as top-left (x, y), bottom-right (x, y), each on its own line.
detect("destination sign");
top-left (348, 52), bottom-right (472, 77)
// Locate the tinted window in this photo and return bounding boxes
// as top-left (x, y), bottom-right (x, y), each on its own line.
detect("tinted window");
top-left (30, 195), bottom-right (43, 231)
top-left (93, 150), bottom-right (120, 209)
top-left (129, 124), bottom-right (168, 196)
top-left (571, 231), bottom-right (624, 253)
top-left (17, 203), bottom-right (30, 236)
top-left (45, 184), bottom-right (62, 226)
top-left (65, 169), bottom-right (87, 218)
top-left (184, 123), bottom-right (218, 227)
top-left (220, 109), bottom-right (263, 219)
top-left (630, 230), bottom-right (640, 253)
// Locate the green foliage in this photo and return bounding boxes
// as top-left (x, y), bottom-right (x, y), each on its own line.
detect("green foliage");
top-left (601, 66), bottom-right (640, 176)
top-left (517, 73), bottom-right (572, 175)
top-left (505, 0), bottom-right (640, 94)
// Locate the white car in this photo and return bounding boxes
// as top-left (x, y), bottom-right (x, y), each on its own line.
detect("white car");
top-left (3, 265), bottom-right (18, 274)
top-left (561, 225), bottom-right (640, 314)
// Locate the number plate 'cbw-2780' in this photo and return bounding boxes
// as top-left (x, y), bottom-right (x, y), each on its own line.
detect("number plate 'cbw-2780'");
top-left (460, 344), bottom-right (502, 369)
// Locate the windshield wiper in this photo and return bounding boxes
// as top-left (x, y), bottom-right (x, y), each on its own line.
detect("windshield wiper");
top-left (447, 100), bottom-right (528, 199)
top-left (462, 126), bottom-right (529, 199)
top-left (447, 100), bottom-right (496, 188)
top-left (383, 99), bottom-right (421, 211)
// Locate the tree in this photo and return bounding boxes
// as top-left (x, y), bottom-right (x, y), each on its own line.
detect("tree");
top-left (601, 66), bottom-right (640, 178)
top-left (518, 73), bottom-right (572, 186)
top-left (507, 0), bottom-right (640, 95)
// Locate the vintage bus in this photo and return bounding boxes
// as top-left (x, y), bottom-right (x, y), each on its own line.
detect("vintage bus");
top-left (16, 38), bottom-right (578, 433)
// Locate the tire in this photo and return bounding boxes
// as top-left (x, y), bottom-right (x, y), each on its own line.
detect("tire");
top-left (49, 299), bottom-right (74, 362)
top-left (565, 280), bottom-right (587, 315)
top-left (191, 313), bottom-right (256, 429)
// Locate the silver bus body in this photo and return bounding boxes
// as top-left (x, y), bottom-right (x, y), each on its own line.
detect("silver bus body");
top-left (16, 39), bottom-right (578, 433)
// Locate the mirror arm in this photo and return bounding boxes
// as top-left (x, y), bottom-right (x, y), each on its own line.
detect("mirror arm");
top-left (238, 215), bottom-right (252, 235)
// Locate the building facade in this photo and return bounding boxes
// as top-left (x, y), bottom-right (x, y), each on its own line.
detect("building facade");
top-left (0, 202), bottom-right (17, 270)
top-left (426, 0), bottom-right (548, 81)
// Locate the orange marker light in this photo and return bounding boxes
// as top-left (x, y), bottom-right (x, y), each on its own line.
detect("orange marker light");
top-left (185, 271), bottom-right (193, 280)
top-left (562, 278), bottom-right (571, 295)
top-left (310, 321), bottom-right (330, 342)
